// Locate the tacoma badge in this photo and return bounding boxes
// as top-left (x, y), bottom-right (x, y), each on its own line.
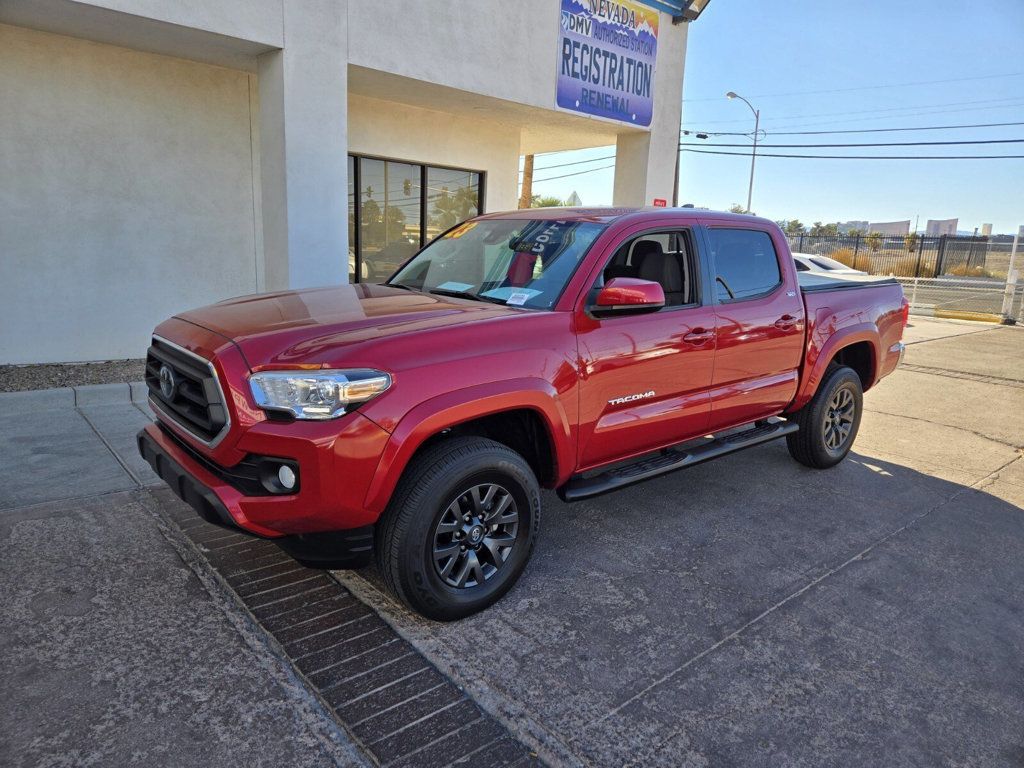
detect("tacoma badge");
top-left (608, 390), bottom-right (656, 406)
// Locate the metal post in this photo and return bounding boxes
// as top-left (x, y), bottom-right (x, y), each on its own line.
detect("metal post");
top-left (746, 109), bottom-right (759, 214)
top-left (1001, 225), bottom-right (1022, 324)
top-left (914, 233), bottom-right (924, 277)
top-left (911, 276), bottom-right (919, 308)
top-left (853, 233), bottom-right (860, 260)
top-left (935, 234), bottom-right (947, 277)
top-left (799, 233), bottom-right (804, 251)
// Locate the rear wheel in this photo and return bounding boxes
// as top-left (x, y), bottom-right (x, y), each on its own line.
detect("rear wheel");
top-left (376, 436), bottom-right (540, 621)
top-left (787, 364), bottom-right (863, 469)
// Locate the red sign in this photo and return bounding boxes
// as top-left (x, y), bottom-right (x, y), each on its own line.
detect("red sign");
top-left (652, 198), bottom-right (667, 207)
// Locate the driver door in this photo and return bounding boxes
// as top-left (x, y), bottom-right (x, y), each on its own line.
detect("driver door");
top-left (575, 226), bottom-right (717, 470)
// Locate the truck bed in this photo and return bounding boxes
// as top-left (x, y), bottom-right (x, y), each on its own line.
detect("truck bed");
top-left (798, 272), bottom-right (898, 293)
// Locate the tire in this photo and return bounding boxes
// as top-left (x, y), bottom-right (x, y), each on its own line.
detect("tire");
top-left (786, 364), bottom-right (863, 469)
top-left (376, 436), bottom-right (540, 621)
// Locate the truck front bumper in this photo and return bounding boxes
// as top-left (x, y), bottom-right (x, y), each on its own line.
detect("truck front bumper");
top-left (138, 425), bottom-right (239, 532)
top-left (137, 409), bottom-right (391, 540)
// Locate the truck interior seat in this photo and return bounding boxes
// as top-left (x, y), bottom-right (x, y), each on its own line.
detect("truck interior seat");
top-left (635, 242), bottom-right (686, 306)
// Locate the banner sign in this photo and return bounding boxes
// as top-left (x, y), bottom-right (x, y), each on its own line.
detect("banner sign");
top-left (556, 0), bottom-right (659, 127)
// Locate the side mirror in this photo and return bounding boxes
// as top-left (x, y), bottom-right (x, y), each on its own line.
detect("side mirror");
top-left (592, 277), bottom-right (665, 316)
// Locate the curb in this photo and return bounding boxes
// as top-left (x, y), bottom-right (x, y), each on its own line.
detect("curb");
top-left (933, 310), bottom-right (1002, 323)
top-left (0, 380), bottom-right (148, 414)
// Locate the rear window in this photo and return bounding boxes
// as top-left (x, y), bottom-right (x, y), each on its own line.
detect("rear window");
top-left (707, 228), bottom-right (782, 302)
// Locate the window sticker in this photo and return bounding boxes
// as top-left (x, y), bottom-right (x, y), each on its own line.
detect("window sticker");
top-left (480, 287), bottom-right (542, 303)
top-left (435, 281), bottom-right (476, 292)
top-left (506, 292), bottom-right (534, 306)
top-left (445, 221), bottom-right (477, 239)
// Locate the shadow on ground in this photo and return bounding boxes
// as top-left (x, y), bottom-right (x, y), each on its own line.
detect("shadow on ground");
top-left (340, 445), bottom-right (1024, 767)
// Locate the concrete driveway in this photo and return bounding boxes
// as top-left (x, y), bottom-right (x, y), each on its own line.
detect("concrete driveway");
top-left (339, 319), bottom-right (1024, 766)
top-left (1, 317), bottom-right (1022, 767)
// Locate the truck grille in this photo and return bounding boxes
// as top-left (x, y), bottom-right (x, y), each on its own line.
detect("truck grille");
top-left (145, 337), bottom-right (229, 446)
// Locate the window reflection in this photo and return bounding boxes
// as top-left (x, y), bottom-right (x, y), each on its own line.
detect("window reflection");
top-left (349, 156), bottom-right (481, 283)
top-left (359, 159), bottom-right (421, 281)
top-left (347, 155), bottom-right (357, 283)
top-left (426, 167), bottom-right (479, 243)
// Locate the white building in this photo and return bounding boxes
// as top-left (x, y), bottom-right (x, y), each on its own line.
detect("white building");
top-left (0, 0), bottom-right (696, 364)
top-left (925, 218), bottom-right (959, 237)
top-left (868, 220), bottom-right (912, 236)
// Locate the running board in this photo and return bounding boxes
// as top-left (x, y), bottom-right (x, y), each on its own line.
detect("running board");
top-left (557, 420), bottom-right (799, 502)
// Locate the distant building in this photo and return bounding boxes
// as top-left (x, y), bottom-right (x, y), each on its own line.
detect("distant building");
top-left (565, 191), bottom-right (582, 207)
top-left (839, 220), bottom-right (869, 233)
top-left (925, 218), bottom-right (958, 236)
top-left (868, 220), bottom-right (911, 236)
top-left (980, 223), bottom-right (993, 237)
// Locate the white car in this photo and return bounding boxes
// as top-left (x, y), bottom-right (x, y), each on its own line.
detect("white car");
top-left (792, 253), bottom-right (867, 275)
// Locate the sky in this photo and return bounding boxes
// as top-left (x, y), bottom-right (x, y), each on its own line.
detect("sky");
top-left (528, 0), bottom-right (1024, 234)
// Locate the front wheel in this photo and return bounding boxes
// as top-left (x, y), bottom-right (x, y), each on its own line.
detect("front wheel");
top-left (787, 365), bottom-right (863, 469)
top-left (376, 436), bottom-right (540, 621)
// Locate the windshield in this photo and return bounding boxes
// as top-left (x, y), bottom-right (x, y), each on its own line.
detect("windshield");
top-left (388, 218), bottom-right (606, 310)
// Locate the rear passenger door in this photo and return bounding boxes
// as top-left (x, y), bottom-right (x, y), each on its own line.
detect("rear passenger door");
top-left (575, 225), bottom-right (717, 469)
top-left (701, 223), bottom-right (806, 432)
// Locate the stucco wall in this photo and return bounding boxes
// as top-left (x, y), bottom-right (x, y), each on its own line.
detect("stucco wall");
top-left (0, 24), bottom-right (260, 363)
top-left (348, 94), bottom-right (521, 213)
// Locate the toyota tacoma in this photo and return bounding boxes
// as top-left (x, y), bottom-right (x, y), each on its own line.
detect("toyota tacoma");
top-left (138, 208), bottom-right (907, 620)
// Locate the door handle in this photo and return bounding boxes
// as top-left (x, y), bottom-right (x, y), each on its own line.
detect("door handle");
top-left (683, 328), bottom-right (715, 345)
top-left (774, 315), bottom-right (799, 330)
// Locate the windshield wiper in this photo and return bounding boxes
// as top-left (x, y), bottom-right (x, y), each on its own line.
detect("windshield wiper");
top-left (428, 287), bottom-right (506, 305)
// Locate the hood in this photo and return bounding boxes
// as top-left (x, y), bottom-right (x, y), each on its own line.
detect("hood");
top-left (175, 283), bottom-right (522, 369)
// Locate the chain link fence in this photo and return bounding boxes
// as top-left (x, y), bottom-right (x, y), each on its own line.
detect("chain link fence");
top-left (897, 276), bottom-right (1023, 319)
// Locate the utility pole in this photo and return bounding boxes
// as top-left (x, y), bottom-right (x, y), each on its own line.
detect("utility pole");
top-left (518, 154), bottom-right (534, 209)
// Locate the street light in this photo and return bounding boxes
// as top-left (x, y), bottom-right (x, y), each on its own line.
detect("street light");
top-left (726, 91), bottom-right (760, 214)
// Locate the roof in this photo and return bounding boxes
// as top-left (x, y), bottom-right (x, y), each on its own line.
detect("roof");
top-left (476, 206), bottom-right (778, 227)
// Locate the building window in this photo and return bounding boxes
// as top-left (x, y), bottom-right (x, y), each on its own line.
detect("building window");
top-left (348, 155), bottom-right (483, 282)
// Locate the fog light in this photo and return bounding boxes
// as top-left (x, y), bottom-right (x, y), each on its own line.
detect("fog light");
top-left (277, 464), bottom-right (297, 490)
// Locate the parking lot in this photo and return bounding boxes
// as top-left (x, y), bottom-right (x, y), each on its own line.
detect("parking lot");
top-left (2, 317), bottom-right (1022, 767)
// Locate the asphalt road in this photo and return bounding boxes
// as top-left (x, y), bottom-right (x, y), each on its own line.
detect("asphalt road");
top-left (1, 317), bottom-right (1021, 767)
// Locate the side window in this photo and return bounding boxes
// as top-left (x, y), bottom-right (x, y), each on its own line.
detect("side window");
top-left (597, 231), bottom-right (697, 308)
top-left (794, 259), bottom-right (810, 272)
top-left (706, 228), bottom-right (782, 302)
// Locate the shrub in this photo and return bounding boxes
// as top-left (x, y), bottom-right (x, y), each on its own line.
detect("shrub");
top-left (947, 263), bottom-right (994, 278)
top-left (829, 248), bottom-right (857, 268)
top-left (878, 256), bottom-right (921, 277)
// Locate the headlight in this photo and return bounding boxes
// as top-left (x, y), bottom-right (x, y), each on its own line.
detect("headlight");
top-left (249, 369), bottom-right (391, 420)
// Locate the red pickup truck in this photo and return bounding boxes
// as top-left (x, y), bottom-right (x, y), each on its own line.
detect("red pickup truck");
top-left (138, 208), bottom-right (907, 620)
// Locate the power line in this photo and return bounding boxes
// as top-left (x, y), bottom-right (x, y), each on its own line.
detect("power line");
top-left (679, 138), bottom-right (1024, 149)
top-left (680, 148), bottom-right (1024, 160)
top-left (531, 163), bottom-right (617, 183)
top-left (525, 123), bottom-right (1024, 175)
top-left (681, 96), bottom-right (1024, 127)
top-left (756, 103), bottom-right (1024, 132)
top-left (521, 154), bottom-right (616, 173)
top-left (681, 120), bottom-right (1024, 137)
top-left (681, 72), bottom-right (1024, 102)
top-left (769, 120), bottom-right (1024, 136)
